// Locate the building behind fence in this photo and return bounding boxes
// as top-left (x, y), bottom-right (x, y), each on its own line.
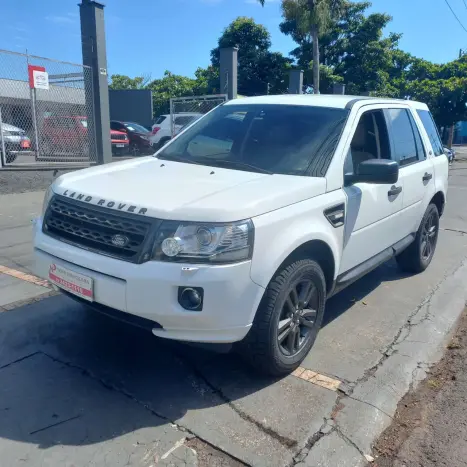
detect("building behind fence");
top-left (0, 49), bottom-right (97, 168)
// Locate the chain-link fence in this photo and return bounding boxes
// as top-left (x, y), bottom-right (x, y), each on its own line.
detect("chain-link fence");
top-left (0, 49), bottom-right (97, 168)
top-left (169, 95), bottom-right (228, 138)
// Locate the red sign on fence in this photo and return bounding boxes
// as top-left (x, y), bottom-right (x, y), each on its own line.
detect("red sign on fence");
top-left (28, 65), bottom-right (46, 89)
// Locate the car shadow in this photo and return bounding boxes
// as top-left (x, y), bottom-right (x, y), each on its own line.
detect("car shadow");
top-left (0, 258), bottom-right (411, 451)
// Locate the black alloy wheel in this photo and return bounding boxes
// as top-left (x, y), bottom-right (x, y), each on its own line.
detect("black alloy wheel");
top-left (277, 279), bottom-right (318, 357)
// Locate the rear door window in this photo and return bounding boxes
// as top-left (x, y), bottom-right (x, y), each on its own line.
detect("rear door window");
top-left (154, 116), bottom-right (167, 125)
top-left (416, 110), bottom-right (444, 156)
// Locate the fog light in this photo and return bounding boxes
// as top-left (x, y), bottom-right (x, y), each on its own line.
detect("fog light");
top-left (178, 287), bottom-right (203, 311)
top-left (162, 237), bottom-right (182, 257)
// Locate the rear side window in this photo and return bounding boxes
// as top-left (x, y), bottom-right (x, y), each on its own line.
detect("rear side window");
top-left (416, 110), bottom-right (444, 156)
top-left (386, 109), bottom-right (421, 167)
top-left (174, 116), bottom-right (195, 126)
top-left (155, 116), bottom-right (167, 124)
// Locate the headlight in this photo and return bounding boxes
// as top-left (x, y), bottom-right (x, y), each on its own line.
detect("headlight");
top-left (152, 220), bottom-right (254, 264)
top-left (41, 185), bottom-right (54, 217)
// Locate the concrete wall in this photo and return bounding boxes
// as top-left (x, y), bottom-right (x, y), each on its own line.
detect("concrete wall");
top-left (109, 89), bottom-right (153, 129)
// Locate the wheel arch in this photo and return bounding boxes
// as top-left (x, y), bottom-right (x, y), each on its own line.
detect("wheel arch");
top-left (271, 240), bottom-right (336, 294)
top-left (430, 191), bottom-right (445, 217)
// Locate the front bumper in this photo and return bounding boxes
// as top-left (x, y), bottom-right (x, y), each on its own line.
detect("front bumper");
top-left (33, 218), bottom-right (264, 343)
top-left (111, 143), bottom-right (129, 156)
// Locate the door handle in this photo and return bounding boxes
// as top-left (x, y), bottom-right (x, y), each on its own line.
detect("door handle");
top-left (423, 172), bottom-right (433, 182)
top-left (388, 185), bottom-right (402, 197)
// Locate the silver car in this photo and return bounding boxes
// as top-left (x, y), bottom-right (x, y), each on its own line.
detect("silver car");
top-left (0, 123), bottom-right (33, 163)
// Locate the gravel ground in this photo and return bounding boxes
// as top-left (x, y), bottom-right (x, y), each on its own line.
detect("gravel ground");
top-left (0, 169), bottom-right (72, 195)
top-left (372, 308), bottom-right (467, 467)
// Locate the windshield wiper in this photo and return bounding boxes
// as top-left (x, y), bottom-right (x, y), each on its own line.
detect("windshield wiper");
top-left (194, 157), bottom-right (273, 175)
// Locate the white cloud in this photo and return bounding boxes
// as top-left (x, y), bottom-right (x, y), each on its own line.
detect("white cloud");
top-left (45, 12), bottom-right (78, 24)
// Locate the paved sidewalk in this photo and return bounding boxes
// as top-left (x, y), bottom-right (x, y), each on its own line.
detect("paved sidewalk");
top-left (372, 308), bottom-right (467, 467)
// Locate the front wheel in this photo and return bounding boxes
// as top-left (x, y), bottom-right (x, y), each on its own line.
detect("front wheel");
top-left (239, 259), bottom-right (326, 376)
top-left (396, 203), bottom-right (440, 273)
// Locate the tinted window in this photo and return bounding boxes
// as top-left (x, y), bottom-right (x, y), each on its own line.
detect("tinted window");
top-left (175, 116), bottom-right (197, 126)
top-left (387, 109), bottom-right (418, 166)
top-left (346, 110), bottom-right (391, 175)
top-left (158, 104), bottom-right (348, 176)
top-left (408, 112), bottom-right (426, 161)
top-left (124, 122), bottom-right (149, 133)
top-left (155, 116), bottom-right (167, 124)
top-left (416, 110), bottom-right (444, 156)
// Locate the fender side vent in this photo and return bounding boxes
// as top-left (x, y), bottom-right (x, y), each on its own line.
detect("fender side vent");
top-left (324, 203), bottom-right (345, 228)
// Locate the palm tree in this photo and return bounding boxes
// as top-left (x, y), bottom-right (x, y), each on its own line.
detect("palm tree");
top-left (258, 0), bottom-right (345, 94)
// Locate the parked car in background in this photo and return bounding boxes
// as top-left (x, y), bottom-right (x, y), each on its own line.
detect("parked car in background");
top-left (150, 113), bottom-right (203, 148)
top-left (111, 130), bottom-right (129, 156)
top-left (444, 146), bottom-right (456, 163)
top-left (0, 123), bottom-right (32, 163)
top-left (42, 116), bottom-right (128, 159)
top-left (110, 121), bottom-right (153, 157)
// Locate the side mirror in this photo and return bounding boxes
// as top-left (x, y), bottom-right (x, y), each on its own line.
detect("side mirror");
top-left (346, 159), bottom-right (399, 185)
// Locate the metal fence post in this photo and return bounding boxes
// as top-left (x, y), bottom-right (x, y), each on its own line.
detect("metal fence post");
top-left (0, 106), bottom-right (6, 167)
top-left (170, 98), bottom-right (175, 138)
top-left (26, 52), bottom-right (41, 158)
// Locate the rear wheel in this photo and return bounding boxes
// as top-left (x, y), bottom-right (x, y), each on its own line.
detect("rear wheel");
top-left (396, 203), bottom-right (440, 273)
top-left (129, 142), bottom-right (140, 157)
top-left (239, 259), bottom-right (326, 376)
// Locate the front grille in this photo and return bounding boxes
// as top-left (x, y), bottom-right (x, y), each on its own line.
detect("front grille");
top-left (112, 134), bottom-right (127, 141)
top-left (44, 196), bottom-right (158, 263)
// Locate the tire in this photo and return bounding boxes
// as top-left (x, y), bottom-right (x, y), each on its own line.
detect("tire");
top-left (129, 142), bottom-right (140, 157)
top-left (5, 152), bottom-right (17, 163)
top-left (396, 203), bottom-right (440, 273)
top-left (238, 259), bottom-right (326, 376)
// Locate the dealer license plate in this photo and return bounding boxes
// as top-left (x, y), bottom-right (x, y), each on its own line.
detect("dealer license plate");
top-left (116, 144), bottom-right (125, 148)
top-left (48, 263), bottom-right (93, 301)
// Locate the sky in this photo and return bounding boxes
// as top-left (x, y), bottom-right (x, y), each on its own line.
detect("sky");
top-left (1, 0), bottom-right (466, 80)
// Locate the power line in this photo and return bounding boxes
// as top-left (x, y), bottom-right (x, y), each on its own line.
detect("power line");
top-left (444, 0), bottom-right (467, 33)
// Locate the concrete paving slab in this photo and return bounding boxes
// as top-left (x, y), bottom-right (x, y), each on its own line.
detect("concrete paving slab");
top-left (0, 296), bottom-right (292, 466)
top-left (180, 349), bottom-right (338, 450)
top-left (298, 431), bottom-right (363, 467)
top-left (333, 258), bottom-right (467, 459)
top-left (0, 274), bottom-right (49, 307)
top-left (0, 352), bottom-right (186, 467)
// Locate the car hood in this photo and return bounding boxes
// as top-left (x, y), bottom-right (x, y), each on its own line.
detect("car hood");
top-left (52, 157), bottom-right (326, 222)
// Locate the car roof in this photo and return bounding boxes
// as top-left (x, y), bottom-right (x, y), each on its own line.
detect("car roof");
top-left (226, 94), bottom-right (429, 111)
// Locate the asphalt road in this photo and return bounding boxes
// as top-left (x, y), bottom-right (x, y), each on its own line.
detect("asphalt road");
top-left (0, 159), bottom-right (467, 466)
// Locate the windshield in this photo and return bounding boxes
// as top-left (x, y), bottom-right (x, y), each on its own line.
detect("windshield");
top-left (125, 122), bottom-right (149, 133)
top-left (157, 104), bottom-right (348, 176)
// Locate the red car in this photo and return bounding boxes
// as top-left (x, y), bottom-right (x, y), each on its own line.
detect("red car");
top-left (42, 116), bottom-right (129, 157)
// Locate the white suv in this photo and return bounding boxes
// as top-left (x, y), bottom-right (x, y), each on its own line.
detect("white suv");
top-left (34, 95), bottom-right (448, 376)
top-left (150, 113), bottom-right (203, 148)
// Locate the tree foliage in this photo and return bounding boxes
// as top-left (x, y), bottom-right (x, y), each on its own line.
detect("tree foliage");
top-left (108, 74), bottom-right (151, 90)
top-left (211, 16), bottom-right (292, 96)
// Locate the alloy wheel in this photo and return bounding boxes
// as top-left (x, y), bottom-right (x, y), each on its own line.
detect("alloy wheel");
top-left (421, 210), bottom-right (439, 261)
top-left (277, 279), bottom-right (318, 357)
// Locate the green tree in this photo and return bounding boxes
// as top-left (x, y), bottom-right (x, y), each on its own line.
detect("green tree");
top-left (260, 0), bottom-right (345, 93)
top-left (108, 74), bottom-right (151, 90)
top-left (211, 16), bottom-right (291, 95)
top-left (147, 71), bottom-right (197, 116)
